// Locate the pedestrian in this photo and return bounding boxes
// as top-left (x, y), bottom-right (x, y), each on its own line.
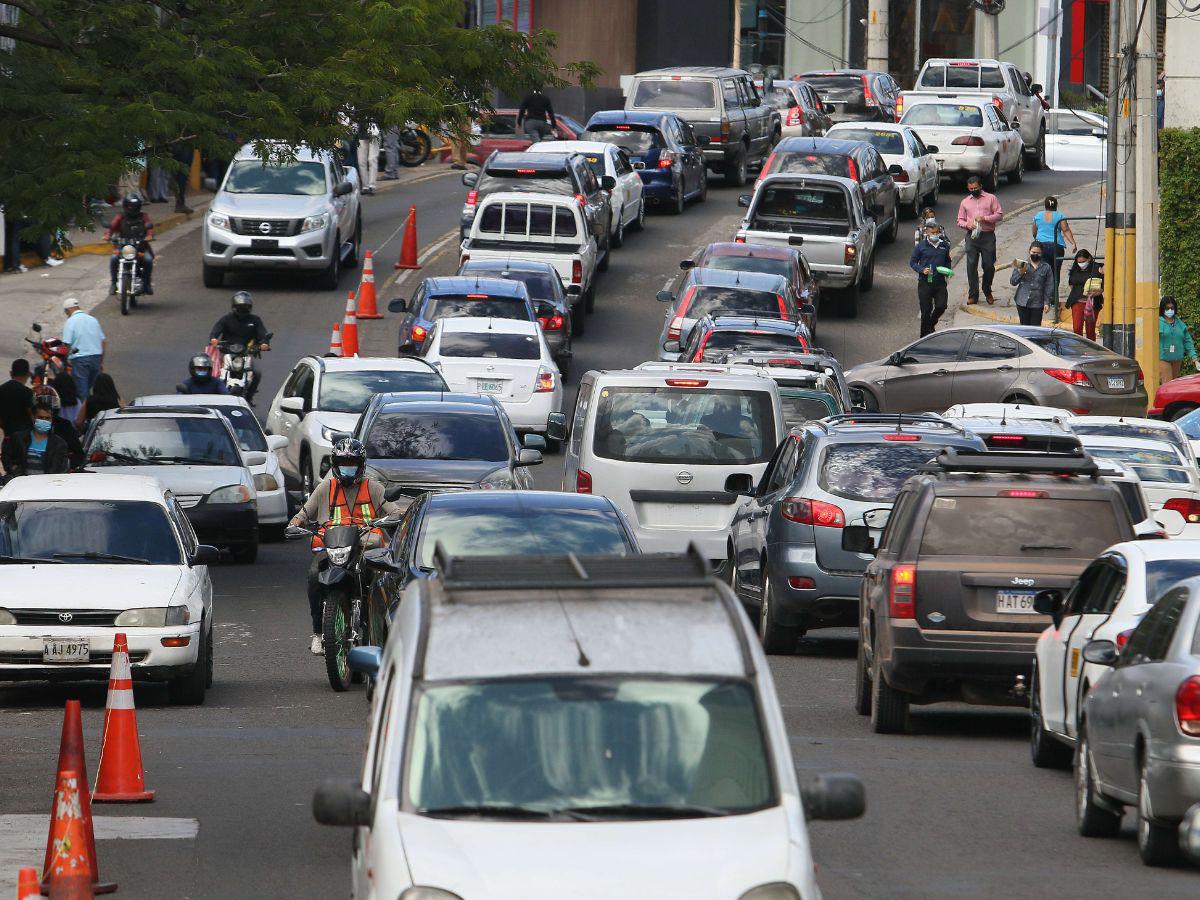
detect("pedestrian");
top-left (912, 206), bottom-right (937, 244)
top-left (1031, 196), bottom-right (1076, 311)
top-left (61, 298), bottom-right (106, 400)
top-left (909, 217), bottom-right (952, 337)
top-left (32, 384), bottom-right (84, 468)
top-left (382, 127), bottom-right (400, 180)
top-left (956, 174), bottom-right (1003, 305)
top-left (358, 124), bottom-right (380, 194)
top-left (78, 372), bottom-right (122, 432)
top-left (517, 86), bottom-right (556, 142)
top-left (50, 369), bottom-right (82, 430)
top-left (2, 401), bottom-right (70, 477)
top-left (1159, 296), bottom-right (1197, 386)
top-left (1066, 248), bottom-right (1103, 339)
top-left (1010, 241), bottom-right (1056, 326)
top-left (146, 164), bottom-right (171, 203)
top-left (0, 358), bottom-right (34, 437)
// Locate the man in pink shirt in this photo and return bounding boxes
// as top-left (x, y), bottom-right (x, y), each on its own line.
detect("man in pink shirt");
top-left (956, 174), bottom-right (1004, 304)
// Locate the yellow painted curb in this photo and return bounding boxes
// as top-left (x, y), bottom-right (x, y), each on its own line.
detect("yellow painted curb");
top-left (22, 209), bottom-right (199, 267)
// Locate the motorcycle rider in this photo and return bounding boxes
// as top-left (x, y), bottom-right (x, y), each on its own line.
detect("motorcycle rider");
top-left (103, 196), bottom-right (155, 296)
top-left (289, 438), bottom-right (406, 656)
top-left (176, 354), bottom-right (229, 395)
top-left (208, 292), bottom-right (270, 402)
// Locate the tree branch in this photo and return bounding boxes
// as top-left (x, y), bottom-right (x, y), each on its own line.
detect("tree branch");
top-left (0, 23), bottom-right (68, 51)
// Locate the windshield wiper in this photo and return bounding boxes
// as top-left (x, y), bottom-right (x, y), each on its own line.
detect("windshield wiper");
top-left (561, 803), bottom-right (726, 820)
top-left (52, 551), bottom-right (150, 564)
top-left (1020, 544), bottom-right (1071, 552)
top-left (92, 450), bottom-right (159, 465)
top-left (0, 554), bottom-right (62, 564)
top-left (152, 456), bottom-right (222, 465)
top-left (418, 804), bottom-right (586, 821)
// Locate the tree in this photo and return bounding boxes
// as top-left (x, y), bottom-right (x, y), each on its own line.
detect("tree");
top-left (0, 1), bottom-right (599, 235)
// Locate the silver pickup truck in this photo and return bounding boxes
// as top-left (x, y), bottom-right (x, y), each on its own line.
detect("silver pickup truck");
top-left (735, 174), bottom-right (876, 319)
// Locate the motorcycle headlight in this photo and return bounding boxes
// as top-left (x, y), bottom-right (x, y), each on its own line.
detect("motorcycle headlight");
top-left (0, 608), bottom-right (15, 625)
top-left (229, 357), bottom-right (246, 373)
top-left (325, 545), bottom-right (352, 566)
top-left (120, 244), bottom-right (137, 260)
top-left (208, 483), bottom-right (254, 505)
top-left (208, 211), bottom-right (231, 230)
top-left (300, 213), bottom-right (329, 233)
top-left (254, 473), bottom-right (279, 492)
top-left (477, 469), bottom-right (515, 490)
top-left (739, 885), bottom-right (801, 900)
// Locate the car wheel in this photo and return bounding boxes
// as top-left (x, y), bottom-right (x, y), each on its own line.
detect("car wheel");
top-left (300, 449), bottom-right (315, 498)
top-left (542, 434), bottom-right (561, 455)
top-left (1029, 126), bottom-right (1047, 171)
top-left (757, 568), bottom-right (801, 654)
top-left (838, 282), bottom-right (860, 318)
top-left (925, 176), bottom-right (939, 208)
top-left (230, 541), bottom-right (259, 565)
top-left (697, 171), bottom-right (708, 203)
top-left (909, 191), bottom-right (923, 220)
top-left (1168, 403), bottom-right (1198, 421)
top-left (611, 214), bottom-right (625, 249)
top-left (345, 216), bottom-right (362, 270)
top-left (725, 145), bottom-right (748, 187)
top-left (870, 639), bottom-right (909, 733)
top-left (858, 388), bottom-right (880, 411)
top-left (630, 198), bottom-right (646, 231)
top-left (204, 623), bottom-right (214, 688)
top-left (319, 235), bottom-right (341, 289)
top-left (260, 522), bottom-right (287, 543)
top-left (1008, 149), bottom-right (1025, 184)
top-left (854, 623), bottom-right (872, 716)
top-left (1030, 664), bottom-right (1072, 768)
top-left (860, 252), bottom-right (876, 292)
top-left (168, 627), bottom-right (207, 705)
top-left (670, 180), bottom-right (685, 215)
top-left (202, 264), bottom-right (224, 289)
top-left (1137, 753), bottom-right (1181, 865)
top-left (1075, 726), bottom-right (1123, 837)
top-left (983, 157), bottom-right (999, 192)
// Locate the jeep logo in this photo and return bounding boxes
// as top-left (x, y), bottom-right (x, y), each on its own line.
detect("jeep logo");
top-left (1011, 577), bottom-right (1034, 587)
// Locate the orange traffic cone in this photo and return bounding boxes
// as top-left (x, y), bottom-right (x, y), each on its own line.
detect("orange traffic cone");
top-left (17, 867), bottom-right (39, 900)
top-left (356, 251), bottom-right (382, 319)
top-left (394, 205), bottom-right (421, 270)
top-left (92, 634), bottom-right (154, 803)
top-left (41, 770), bottom-right (94, 900)
top-left (341, 293), bottom-right (359, 358)
top-left (327, 322), bottom-right (343, 357)
top-left (40, 701), bottom-right (115, 895)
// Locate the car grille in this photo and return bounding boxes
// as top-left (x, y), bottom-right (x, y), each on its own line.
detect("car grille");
top-left (231, 218), bottom-right (299, 237)
top-left (0, 651), bottom-right (147, 665)
top-left (175, 494), bottom-right (204, 508)
top-left (234, 247), bottom-right (294, 257)
top-left (13, 609), bottom-right (119, 627)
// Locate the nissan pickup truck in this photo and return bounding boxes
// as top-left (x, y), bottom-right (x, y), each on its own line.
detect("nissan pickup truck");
top-left (735, 173), bottom-right (877, 320)
top-left (897, 59), bottom-right (1047, 170)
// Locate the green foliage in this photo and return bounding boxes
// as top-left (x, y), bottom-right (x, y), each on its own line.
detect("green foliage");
top-left (1160, 128), bottom-right (1200, 348)
top-left (0, 0), bottom-right (600, 233)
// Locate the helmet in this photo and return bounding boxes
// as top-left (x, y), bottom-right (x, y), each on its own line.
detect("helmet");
top-left (33, 384), bottom-right (61, 412)
top-left (122, 196), bottom-right (143, 216)
top-left (231, 291), bottom-right (253, 313)
top-left (190, 354), bottom-right (213, 378)
top-left (330, 437), bottom-right (367, 484)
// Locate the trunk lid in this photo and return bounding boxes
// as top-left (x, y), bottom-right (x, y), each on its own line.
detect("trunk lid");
top-left (1075, 359), bottom-right (1141, 395)
top-left (438, 358), bottom-right (539, 402)
top-left (914, 559), bottom-right (1080, 634)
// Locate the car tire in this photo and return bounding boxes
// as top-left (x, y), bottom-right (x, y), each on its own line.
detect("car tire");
top-left (870, 643), bottom-right (909, 734)
top-left (1168, 403), bottom-right (1198, 421)
top-left (630, 198), bottom-right (646, 232)
top-left (838, 282), bottom-right (860, 319)
top-left (202, 264), bottom-right (224, 289)
top-left (230, 541), bottom-right (259, 565)
top-left (670, 181), bottom-right (685, 215)
top-left (757, 568), bottom-right (801, 654)
top-left (697, 171), bottom-right (708, 204)
top-left (924, 176), bottom-right (940, 208)
top-left (858, 388), bottom-right (880, 411)
top-left (1029, 126), bottom-right (1047, 171)
top-left (345, 216), bottom-right (362, 270)
top-left (168, 627), bottom-right (208, 706)
top-left (300, 449), bottom-right (316, 498)
top-left (319, 235), bottom-right (341, 289)
top-left (597, 229), bottom-right (611, 271)
top-left (557, 350), bottom-right (571, 382)
top-left (725, 145), bottom-right (748, 187)
top-left (1137, 753), bottom-right (1181, 865)
top-left (1030, 665), bottom-right (1073, 768)
top-left (611, 214), bottom-right (625, 249)
top-left (860, 252), bottom-right (876, 292)
top-left (260, 523), bottom-right (287, 543)
top-left (983, 157), bottom-right (999, 192)
top-left (854, 625), bottom-right (872, 716)
top-left (1007, 149), bottom-right (1025, 184)
top-left (908, 191), bottom-right (923, 221)
top-left (1075, 726), bottom-right (1123, 837)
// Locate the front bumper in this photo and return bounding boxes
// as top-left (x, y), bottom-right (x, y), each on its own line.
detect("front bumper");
top-left (184, 500), bottom-right (258, 548)
top-left (203, 223), bottom-right (332, 271)
top-left (767, 543), bottom-right (862, 628)
top-left (0, 624), bottom-right (200, 681)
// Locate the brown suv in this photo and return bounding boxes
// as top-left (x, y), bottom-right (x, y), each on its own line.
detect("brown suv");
top-left (847, 449), bottom-right (1136, 734)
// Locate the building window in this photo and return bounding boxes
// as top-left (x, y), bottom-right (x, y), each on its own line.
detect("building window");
top-left (475, 0), bottom-right (532, 32)
top-left (739, 0), bottom-right (787, 76)
top-left (0, 3), bottom-right (17, 53)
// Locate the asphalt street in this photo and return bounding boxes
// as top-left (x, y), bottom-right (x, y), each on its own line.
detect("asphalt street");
top-left (4, 162), bottom-right (1193, 898)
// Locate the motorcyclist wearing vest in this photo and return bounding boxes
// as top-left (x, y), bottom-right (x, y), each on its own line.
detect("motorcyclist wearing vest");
top-left (289, 438), bottom-right (406, 655)
top-left (104, 196), bottom-right (156, 295)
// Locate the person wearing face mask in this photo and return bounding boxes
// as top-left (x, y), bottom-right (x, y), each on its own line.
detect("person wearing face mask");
top-left (1159, 297), bottom-right (1197, 386)
top-left (2, 401), bottom-right (70, 478)
top-left (913, 207), bottom-right (938, 244)
top-left (956, 175), bottom-right (1004, 305)
top-left (1010, 241), bottom-right (1055, 326)
top-left (1066, 249), bottom-right (1103, 339)
top-left (209, 291), bottom-right (270, 400)
top-left (909, 217), bottom-right (952, 336)
top-left (1030, 196), bottom-right (1076, 314)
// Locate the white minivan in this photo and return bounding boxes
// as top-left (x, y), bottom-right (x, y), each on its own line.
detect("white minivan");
top-left (561, 362), bottom-right (784, 568)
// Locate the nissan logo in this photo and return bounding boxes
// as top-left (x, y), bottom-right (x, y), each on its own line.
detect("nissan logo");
top-left (258, 221), bottom-right (272, 235)
top-left (57, 612), bottom-right (73, 623)
top-left (1011, 577), bottom-right (1034, 587)
top-left (675, 471), bottom-right (694, 485)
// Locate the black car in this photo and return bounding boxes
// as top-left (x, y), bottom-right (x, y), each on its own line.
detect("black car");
top-left (675, 314), bottom-right (811, 363)
top-left (798, 69), bottom-right (902, 123)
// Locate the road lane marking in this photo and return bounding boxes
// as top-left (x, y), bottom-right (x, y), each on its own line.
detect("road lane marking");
top-left (380, 228), bottom-right (460, 295)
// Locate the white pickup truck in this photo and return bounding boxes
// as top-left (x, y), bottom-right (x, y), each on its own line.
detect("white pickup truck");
top-left (897, 58), bottom-right (1047, 170)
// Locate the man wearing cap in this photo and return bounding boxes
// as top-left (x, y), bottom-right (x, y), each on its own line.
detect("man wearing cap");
top-left (60, 298), bottom-right (106, 400)
top-left (909, 217), bottom-right (953, 337)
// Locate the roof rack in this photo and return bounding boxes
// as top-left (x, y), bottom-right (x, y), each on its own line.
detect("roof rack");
top-left (816, 413), bottom-right (969, 436)
top-left (924, 447), bottom-right (1100, 476)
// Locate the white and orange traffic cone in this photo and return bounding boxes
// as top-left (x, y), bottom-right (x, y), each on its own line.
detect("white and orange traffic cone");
top-left (394, 206), bottom-right (420, 270)
top-left (41, 770), bottom-right (95, 899)
top-left (327, 322), bottom-right (343, 357)
top-left (341, 293), bottom-right (359, 358)
top-left (92, 634), bottom-right (155, 803)
top-left (17, 867), bottom-right (40, 900)
top-left (356, 251), bottom-right (382, 319)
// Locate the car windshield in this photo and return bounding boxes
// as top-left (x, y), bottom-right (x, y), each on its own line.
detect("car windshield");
top-left (821, 442), bottom-right (952, 501)
top-left (1145, 559), bottom-right (1200, 604)
top-left (752, 185), bottom-right (849, 224)
top-left (425, 295), bottom-right (531, 322)
top-left (684, 286), bottom-right (783, 320)
top-left (437, 331), bottom-right (541, 360)
top-left (89, 417), bottom-right (239, 466)
top-left (365, 411), bottom-right (509, 462)
top-left (1069, 422), bottom-right (1186, 454)
top-left (213, 406), bottom-right (266, 452)
top-left (901, 104), bottom-right (984, 128)
top-left (829, 129), bottom-right (905, 155)
top-left (592, 386), bottom-right (775, 465)
top-left (581, 126), bottom-right (665, 155)
top-left (0, 500), bottom-right (181, 565)
top-left (1023, 334), bottom-right (1110, 358)
top-left (632, 79), bottom-right (717, 110)
top-left (702, 255), bottom-right (791, 281)
top-left (406, 677), bottom-right (774, 818)
top-left (415, 505), bottom-right (629, 568)
top-left (318, 370), bottom-right (447, 414)
top-left (781, 392), bottom-right (836, 428)
top-left (1083, 446), bottom-right (1191, 484)
top-left (223, 160), bottom-right (327, 196)
top-left (772, 152), bottom-right (852, 178)
top-left (919, 497), bottom-right (1124, 558)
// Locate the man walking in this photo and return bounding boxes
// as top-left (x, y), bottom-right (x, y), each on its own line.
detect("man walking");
top-left (358, 124), bottom-right (381, 194)
top-left (956, 174), bottom-right (1003, 305)
top-left (61, 298), bottom-right (106, 400)
top-left (517, 87), bottom-right (556, 142)
top-left (381, 127), bottom-right (400, 181)
top-left (909, 218), bottom-right (952, 337)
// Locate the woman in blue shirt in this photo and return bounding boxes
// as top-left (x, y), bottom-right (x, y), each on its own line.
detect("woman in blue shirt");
top-left (1030, 196), bottom-right (1077, 311)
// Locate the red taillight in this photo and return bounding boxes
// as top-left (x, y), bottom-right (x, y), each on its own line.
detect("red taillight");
top-left (665, 378), bottom-right (708, 387)
top-left (1165, 498), bottom-right (1200, 524)
top-left (571, 260), bottom-right (582, 284)
top-left (843, 244), bottom-right (858, 265)
top-left (780, 498), bottom-right (846, 528)
top-left (882, 433), bottom-right (921, 441)
top-left (891, 169), bottom-right (909, 183)
top-left (776, 294), bottom-right (788, 316)
top-left (989, 434), bottom-right (1026, 444)
top-left (1044, 368), bottom-right (1090, 385)
top-left (614, 125), bottom-right (631, 130)
top-left (466, 293), bottom-right (489, 299)
top-left (667, 316), bottom-right (684, 340)
top-left (576, 469), bottom-right (592, 493)
top-left (411, 324), bottom-right (427, 342)
top-left (720, 119), bottom-right (731, 139)
top-left (657, 150), bottom-right (676, 169)
top-left (88, 451), bottom-right (107, 463)
top-left (992, 97), bottom-right (1004, 111)
top-left (889, 565), bottom-right (916, 619)
top-left (466, 189), bottom-right (478, 206)
top-left (535, 367), bottom-right (556, 393)
top-left (757, 150), bottom-right (777, 185)
top-left (786, 107), bottom-right (804, 127)
top-left (460, 254), bottom-right (470, 264)
top-left (895, 94), bottom-right (905, 121)
top-left (862, 75), bottom-right (877, 107)
top-left (1137, 367), bottom-right (1145, 385)
top-left (999, 489), bottom-right (1048, 498)
top-left (848, 157), bottom-right (859, 182)
top-left (517, 168), bottom-right (537, 174)
top-left (538, 314), bottom-right (564, 331)
top-left (951, 136), bottom-right (987, 147)
top-left (788, 576), bottom-right (816, 590)
top-left (1116, 628), bottom-right (1135, 651)
top-left (1177, 676), bottom-right (1200, 737)
top-left (735, 235), bottom-right (746, 243)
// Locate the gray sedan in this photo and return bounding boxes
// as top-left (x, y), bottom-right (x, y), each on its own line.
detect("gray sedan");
top-left (1076, 577), bottom-right (1200, 865)
top-left (846, 325), bottom-right (1147, 415)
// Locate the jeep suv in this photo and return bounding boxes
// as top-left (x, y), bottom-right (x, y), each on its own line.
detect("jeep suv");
top-left (850, 449), bottom-right (1137, 733)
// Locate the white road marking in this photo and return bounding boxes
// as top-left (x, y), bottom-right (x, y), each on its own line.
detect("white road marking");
top-left (380, 228), bottom-right (460, 295)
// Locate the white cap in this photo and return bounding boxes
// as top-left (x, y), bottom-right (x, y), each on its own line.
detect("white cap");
top-left (62, 298), bottom-right (80, 311)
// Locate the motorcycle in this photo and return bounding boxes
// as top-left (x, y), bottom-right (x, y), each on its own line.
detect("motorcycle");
top-left (25, 322), bottom-right (70, 385)
top-left (217, 332), bottom-right (272, 401)
top-left (398, 126), bottom-right (432, 167)
top-left (111, 237), bottom-right (152, 316)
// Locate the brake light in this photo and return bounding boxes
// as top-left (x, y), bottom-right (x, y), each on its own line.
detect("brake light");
top-left (411, 324), bottom-right (427, 342)
top-left (882, 433), bottom-right (921, 441)
top-left (614, 125), bottom-right (631, 130)
top-left (576, 469), bottom-right (592, 493)
top-left (535, 367), bottom-right (556, 393)
top-left (735, 235), bottom-right (746, 243)
top-left (989, 434), bottom-right (1026, 444)
top-left (895, 94), bottom-right (905, 121)
top-left (571, 260), bottom-right (582, 284)
top-left (843, 245), bottom-right (857, 265)
top-left (658, 150), bottom-right (676, 169)
top-left (1177, 676), bottom-right (1200, 737)
top-left (848, 157), bottom-right (859, 181)
top-left (1137, 367), bottom-right (1145, 385)
top-left (891, 169), bottom-right (909, 183)
top-left (466, 190), bottom-right (478, 206)
top-left (992, 97), bottom-right (1004, 111)
top-left (466, 293), bottom-right (489, 299)
top-left (1165, 498), bottom-right (1200, 524)
top-left (714, 119), bottom-right (730, 143)
top-left (862, 75), bottom-right (877, 107)
top-left (517, 168), bottom-right (537, 174)
top-left (889, 565), bottom-right (916, 618)
top-left (951, 136), bottom-right (987, 147)
top-left (780, 498), bottom-right (846, 528)
top-left (665, 378), bottom-right (708, 387)
top-left (787, 107), bottom-right (804, 127)
top-left (1044, 368), bottom-right (1090, 385)
top-left (999, 489), bottom-right (1048, 498)
top-left (538, 314), bottom-right (565, 331)
top-left (1116, 628), bottom-right (1135, 651)
top-left (757, 150), bottom-right (777, 185)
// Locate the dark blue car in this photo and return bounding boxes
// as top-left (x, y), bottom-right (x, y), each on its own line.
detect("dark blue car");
top-left (582, 110), bottom-right (708, 214)
top-left (387, 275), bottom-right (536, 355)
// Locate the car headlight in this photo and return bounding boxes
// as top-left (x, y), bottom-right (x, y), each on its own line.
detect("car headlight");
top-left (208, 483), bottom-right (254, 504)
top-left (325, 545), bottom-right (352, 566)
top-left (739, 885), bottom-right (801, 900)
top-left (301, 213), bottom-right (329, 233)
top-left (320, 426), bottom-right (343, 443)
top-left (120, 244), bottom-right (137, 260)
top-left (254, 473), bottom-right (280, 492)
top-left (400, 889), bottom-right (464, 900)
top-left (208, 211), bottom-right (231, 230)
top-left (0, 608), bottom-right (15, 625)
top-left (477, 469), bottom-right (514, 490)
top-left (114, 606), bottom-right (190, 627)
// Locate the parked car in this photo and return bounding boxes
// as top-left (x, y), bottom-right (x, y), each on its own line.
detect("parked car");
top-left (202, 142), bottom-right (361, 289)
top-left (315, 551), bottom-right (863, 899)
top-left (581, 110), bottom-right (709, 214)
top-left (942, 401), bottom-right (1072, 421)
top-left (1064, 415), bottom-right (1194, 463)
top-left (624, 66), bottom-right (776, 186)
top-left (1148, 372), bottom-right (1200, 421)
top-left (466, 109), bottom-right (585, 165)
top-left (457, 257), bottom-right (578, 362)
top-left (1045, 108), bottom-right (1107, 171)
top-left (798, 69), bottom-right (902, 123)
top-left (388, 274), bottom-right (536, 354)
top-left (681, 241), bottom-right (820, 336)
top-left (0, 474), bottom-right (217, 704)
top-left (264, 355), bottom-right (447, 495)
top-left (900, 98), bottom-right (1025, 189)
top-left (845, 326), bottom-right (1148, 415)
top-left (527, 140), bottom-right (646, 244)
top-left (676, 314), bottom-right (811, 363)
top-left (757, 79), bottom-right (832, 137)
top-left (824, 122), bottom-right (941, 218)
top-left (1075, 435), bottom-right (1200, 538)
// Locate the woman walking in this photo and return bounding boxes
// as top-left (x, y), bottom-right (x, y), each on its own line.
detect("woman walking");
top-left (77, 372), bottom-right (122, 431)
top-left (1031, 196), bottom-right (1076, 313)
top-left (1159, 296), bottom-right (1197, 386)
top-left (1066, 248), bottom-right (1104, 339)
top-left (1010, 242), bottom-right (1056, 326)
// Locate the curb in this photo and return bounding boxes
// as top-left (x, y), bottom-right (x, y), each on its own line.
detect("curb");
top-left (22, 201), bottom-right (212, 267)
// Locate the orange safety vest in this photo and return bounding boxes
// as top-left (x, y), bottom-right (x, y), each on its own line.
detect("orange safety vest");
top-left (311, 478), bottom-right (377, 552)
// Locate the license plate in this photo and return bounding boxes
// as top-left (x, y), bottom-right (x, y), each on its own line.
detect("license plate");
top-left (43, 638), bottom-right (90, 663)
top-left (476, 380), bottom-right (503, 394)
top-left (995, 591), bottom-right (1037, 614)
top-left (1106, 376), bottom-right (1126, 389)
top-left (251, 238), bottom-right (279, 249)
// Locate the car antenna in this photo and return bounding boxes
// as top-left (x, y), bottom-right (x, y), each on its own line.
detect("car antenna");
top-left (560, 554), bottom-right (591, 667)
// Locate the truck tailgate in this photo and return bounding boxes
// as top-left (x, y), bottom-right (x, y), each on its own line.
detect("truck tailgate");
top-left (462, 242), bottom-right (577, 285)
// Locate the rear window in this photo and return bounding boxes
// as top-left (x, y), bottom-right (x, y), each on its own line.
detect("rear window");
top-left (1024, 334), bottom-right (1109, 358)
top-left (365, 411), bottom-right (509, 462)
top-left (766, 87), bottom-right (798, 111)
top-left (781, 393), bottom-right (836, 428)
top-left (1085, 446), bottom-right (1191, 484)
top-left (918, 63), bottom-right (1005, 90)
top-left (772, 152), bottom-right (851, 178)
top-left (827, 129), bottom-right (904, 155)
top-left (700, 330), bottom-right (799, 359)
top-left (1114, 480), bottom-right (1149, 521)
top-left (820, 442), bottom-right (952, 502)
top-left (753, 185), bottom-right (849, 223)
top-left (425, 294), bottom-right (531, 322)
top-left (476, 270), bottom-right (560, 301)
top-left (802, 75), bottom-right (866, 100)
top-left (684, 286), bottom-right (783, 320)
top-left (476, 170), bottom-right (573, 199)
top-left (476, 202), bottom-right (578, 239)
top-left (581, 126), bottom-right (665, 155)
top-left (919, 496), bottom-right (1125, 558)
top-left (901, 104), bottom-right (984, 128)
top-left (702, 255), bottom-right (791, 281)
top-left (1070, 423), bottom-right (1187, 453)
top-left (592, 386), bottom-right (775, 465)
top-left (632, 79), bottom-right (717, 110)
top-left (437, 331), bottom-right (540, 360)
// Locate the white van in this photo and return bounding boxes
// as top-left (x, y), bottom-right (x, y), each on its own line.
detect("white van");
top-left (561, 362), bottom-right (784, 567)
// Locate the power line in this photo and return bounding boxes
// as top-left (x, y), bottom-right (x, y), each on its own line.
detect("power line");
top-left (762, 5), bottom-right (846, 66)
top-left (999, 6), bottom-right (1065, 55)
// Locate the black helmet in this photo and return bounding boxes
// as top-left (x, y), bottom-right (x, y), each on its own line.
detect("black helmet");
top-left (231, 291), bottom-right (253, 313)
top-left (330, 437), bottom-right (367, 484)
top-left (189, 354), bottom-right (212, 378)
top-left (122, 196), bottom-right (143, 216)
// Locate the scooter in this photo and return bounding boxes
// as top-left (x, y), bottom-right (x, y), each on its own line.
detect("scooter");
top-left (217, 332), bottom-right (272, 401)
top-left (25, 322), bottom-right (70, 386)
top-left (111, 237), bottom-right (152, 316)
top-left (398, 126), bottom-right (432, 167)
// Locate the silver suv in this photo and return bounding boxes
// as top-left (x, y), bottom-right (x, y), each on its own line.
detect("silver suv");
top-left (202, 143), bottom-right (362, 289)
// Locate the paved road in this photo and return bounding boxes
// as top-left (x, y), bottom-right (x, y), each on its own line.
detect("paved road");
top-left (5, 162), bottom-right (1193, 898)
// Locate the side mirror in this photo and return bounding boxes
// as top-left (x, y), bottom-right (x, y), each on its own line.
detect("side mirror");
top-left (600, 175), bottom-right (616, 190)
top-left (565, 284), bottom-right (583, 296)
top-left (334, 181), bottom-right (354, 197)
top-left (1082, 639), bottom-right (1118, 667)
top-left (347, 645), bottom-right (383, 677)
top-left (724, 473), bottom-right (755, 496)
top-left (679, 259), bottom-right (695, 270)
top-left (788, 235), bottom-right (804, 247)
top-left (1091, 128), bottom-right (1107, 140)
top-left (841, 525), bottom-right (875, 555)
top-left (516, 448), bottom-right (543, 466)
top-left (279, 396), bottom-right (306, 417)
top-left (662, 340), bottom-right (681, 355)
top-left (312, 779), bottom-right (372, 828)
top-left (737, 194), bottom-right (752, 208)
top-left (656, 290), bottom-right (675, 304)
top-left (545, 412), bottom-right (568, 442)
top-left (243, 452), bottom-right (268, 468)
top-left (387, 297), bottom-right (409, 313)
top-left (800, 773), bottom-right (866, 821)
top-left (383, 485), bottom-right (408, 503)
top-left (362, 547), bottom-right (398, 574)
top-left (695, 134), bottom-right (711, 145)
top-left (925, 145), bottom-right (939, 154)
top-left (888, 164), bottom-right (904, 176)
top-left (191, 544), bottom-right (220, 566)
top-left (266, 434), bottom-right (289, 453)
top-left (522, 433), bottom-right (547, 452)
top-left (1033, 589), bottom-right (1064, 625)
top-left (1011, 120), bottom-right (1021, 132)
top-left (887, 351), bottom-right (904, 366)
top-left (462, 172), bottom-right (478, 187)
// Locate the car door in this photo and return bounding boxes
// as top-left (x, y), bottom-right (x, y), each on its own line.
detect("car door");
top-left (1050, 112), bottom-right (1105, 170)
top-left (740, 434), bottom-right (803, 593)
top-left (868, 147), bottom-right (897, 221)
top-left (1041, 561), bottom-right (1116, 735)
top-left (353, 659), bottom-right (397, 892)
top-left (1064, 555), bottom-right (1128, 740)
top-left (741, 76), bottom-right (772, 155)
top-left (676, 119), bottom-right (704, 193)
top-left (612, 147), bottom-right (641, 224)
top-left (722, 78), bottom-right (749, 153)
top-left (274, 363), bottom-right (312, 477)
top-left (881, 331), bottom-right (968, 411)
top-left (575, 159), bottom-right (608, 244)
top-left (951, 330), bottom-right (1023, 404)
top-left (328, 158), bottom-right (352, 236)
top-left (906, 130), bottom-right (935, 198)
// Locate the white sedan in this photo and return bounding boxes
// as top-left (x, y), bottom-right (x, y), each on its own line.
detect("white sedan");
top-left (1045, 109), bottom-right (1106, 171)
top-left (527, 140), bottom-right (645, 246)
top-left (826, 122), bottom-right (941, 217)
top-left (1077, 435), bottom-right (1200, 537)
top-left (900, 98), bottom-right (1024, 190)
top-left (421, 317), bottom-right (563, 442)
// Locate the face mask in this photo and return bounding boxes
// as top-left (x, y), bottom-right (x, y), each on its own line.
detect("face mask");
top-left (928, 234), bottom-right (945, 246)
top-left (1076, 260), bottom-right (1088, 268)
top-left (1166, 309), bottom-right (1177, 319)
top-left (1029, 253), bottom-right (1042, 262)
top-left (33, 419), bottom-right (52, 434)
top-left (335, 465), bottom-right (358, 481)
top-left (969, 188), bottom-right (982, 197)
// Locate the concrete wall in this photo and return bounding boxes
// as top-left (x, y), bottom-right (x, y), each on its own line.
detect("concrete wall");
top-left (536, 0), bottom-right (638, 90)
top-left (1165, 9), bottom-right (1200, 127)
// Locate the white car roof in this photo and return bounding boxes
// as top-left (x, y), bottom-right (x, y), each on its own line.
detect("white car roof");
top-left (1078, 434), bottom-right (1182, 453)
top-left (233, 142), bottom-right (328, 163)
top-left (306, 356), bottom-right (438, 373)
top-left (1066, 415), bottom-right (1180, 431)
top-left (436, 317), bottom-right (541, 336)
top-left (1105, 539), bottom-right (1200, 563)
top-left (904, 96), bottom-right (988, 112)
top-left (943, 403), bottom-right (1071, 421)
top-left (827, 122), bottom-right (910, 135)
top-left (0, 473), bottom-right (167, 504)
top-left (133, 394), bottom-right (252, 411)
top-left (527, 141), bottom-right (614, 157)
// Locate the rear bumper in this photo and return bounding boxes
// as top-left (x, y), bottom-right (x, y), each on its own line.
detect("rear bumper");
top-left (702, 145), bottom-right (738, 166)
top-left (1035, 382), bottom-right (1149, 416)
top-left (184, 501), bottom-right (258, 548)
top-left (933, 150), bottom-right (993, 176)
top-left (809, 263), bottom-right (857, 289)
top-left (1147, 748), bottom-right (1200, 819)
top-left (880, 619), bottom-right (1039, 702)
top-left (638, 172), bottom-right (677, 200)
top-left (768, 543), bottom-right (862, 628)
top-left (501, 390), bottom-right (561, 432)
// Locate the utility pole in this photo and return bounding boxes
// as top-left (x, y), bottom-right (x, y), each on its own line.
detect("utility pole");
top-left (866, 0), bottom-right (888, 74)
top-left (1100, 0), bottom-right (1121, 349)
top-left (1134, 0), bottom-right (1160, 392)
top-left (732, 1), bottom-right (742, 69)
top-left (979, 8), bottom-right (1000, 60)
top-left (1105, 0), bottom-right (1138, 358)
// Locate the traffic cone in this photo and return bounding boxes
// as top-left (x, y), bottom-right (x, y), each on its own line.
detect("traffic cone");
top-left (341, 293), bottom-right (359, 358)
top-left (394, 205), bottom-right (421, 270)
top-left (17, 867), bottom-right (39, 900)
top-left (39, 701), bottom-right (115, 894)
top-left (92, 634), bottom-right (154, 803)
top-left (41, 770), bottom-right (94, 900)
top-left (356, 251), bottom-right (382, 319)
top-left (328, 322), bottom-right (343, 357)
